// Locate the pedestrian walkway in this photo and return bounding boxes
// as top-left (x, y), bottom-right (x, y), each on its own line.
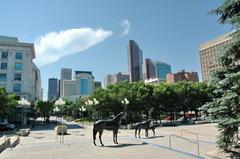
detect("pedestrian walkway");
top-left (1, 122), bottom-right (219, 159)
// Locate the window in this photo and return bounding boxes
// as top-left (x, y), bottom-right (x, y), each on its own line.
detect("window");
top-left (0, 63), bottom-right (7, 69)
top-left (15, 52), bottom-right (23, 60)
top-left (0, 73), bottom-right (7, 81)
top-left (14, 73), bottom-right (21, 81)
top-left (13, 83), bottom-right (21, 92)
top-left (1, 52), bottom-right (8, 59)
top-left (15, 63), bottom-right (23, 70)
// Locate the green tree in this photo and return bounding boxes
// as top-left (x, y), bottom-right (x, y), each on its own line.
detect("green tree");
top-left (35, 101), bottom-right (53, 123)
top-left (202, 0), bottom-right (240, 156)
top-left (0, 88), bottom-right (17, 121)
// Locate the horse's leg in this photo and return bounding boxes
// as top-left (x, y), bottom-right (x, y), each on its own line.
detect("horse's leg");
top-left (93, 129), bottom-right (97, 146)
top-left (99, 131), bottom-right (104, 146)
top-left (113, 131), bottom-right (116, 144)
top-left (138, 128), bottom-right (141, 138)
top-left (152, 128), bottom-right (155, 136)
top-left (115, 130), bottom-right (118, 144)
top-left (135, 128), bottom-right (138, 138)
top-left (145, 128), bottom-right (148, 137)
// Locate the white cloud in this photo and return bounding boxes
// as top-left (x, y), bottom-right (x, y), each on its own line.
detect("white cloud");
top-left (34, 27), bottom-right (113, 66)
top-left (120, 19), bottom-right (130, 36)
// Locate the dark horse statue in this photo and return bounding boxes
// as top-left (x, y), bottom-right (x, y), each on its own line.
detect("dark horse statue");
top-left (135, 119), bottom-right (155, 138)
top-left (93, 112), bottom-right (124, 146)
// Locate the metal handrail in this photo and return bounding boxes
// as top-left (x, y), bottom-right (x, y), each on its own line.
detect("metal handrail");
top-left (169, 134), bottom-right (200, 156)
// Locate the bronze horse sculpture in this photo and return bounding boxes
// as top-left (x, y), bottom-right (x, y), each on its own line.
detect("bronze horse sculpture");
top-left (135, 119), bottom-right (155, 138)
top-left (93, 112), bottom-right (124, 146)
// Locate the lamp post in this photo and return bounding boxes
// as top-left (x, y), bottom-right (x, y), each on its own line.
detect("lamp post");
top-left (53, 106), bottom-right (60, 124)
top-left (54, 98), bottom-right (65, 124)
top-left (18, 98), bottom-right (30, 128)
top-left (121, 98), bottom-right (129, 126)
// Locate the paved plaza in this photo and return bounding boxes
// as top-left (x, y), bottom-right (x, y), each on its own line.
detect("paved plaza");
top-left (1, 121), bottom-right (219, 159)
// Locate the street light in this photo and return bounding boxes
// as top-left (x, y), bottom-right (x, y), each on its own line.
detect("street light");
top-left (18, 98), bottom-right (30, 128)
top-left (121, 98), bottom-right (129, 126)
top-left (53, 106), bottom-right (60, 124)
top-left (54, 98), bottom-right (65, 124)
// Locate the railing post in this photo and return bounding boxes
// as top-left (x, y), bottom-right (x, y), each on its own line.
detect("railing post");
top-left (197, 142), bottom-right (200, 156)
top-left (169, 135), bottom-right (172, 149)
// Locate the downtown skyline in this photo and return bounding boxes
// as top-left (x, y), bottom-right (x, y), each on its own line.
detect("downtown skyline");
top-left (0, 0), bottom-right (231, 100)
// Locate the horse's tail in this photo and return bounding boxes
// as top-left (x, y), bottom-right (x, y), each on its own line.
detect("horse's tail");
top-left (93, 124), bottom-right (97, 145)
top-left (93, 125), bottom-right (96, 140)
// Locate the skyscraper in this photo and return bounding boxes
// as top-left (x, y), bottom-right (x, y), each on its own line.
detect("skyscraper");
top-left (128, 40), bottom-right (143, 82)
top-left (60, 68), bottom-right (72, 97)
top-left (143, 58), bottom-right (156, 80)
top-left (48, 78), bottom-right (59, 101)
top-left (0, 36), bottom-right (41, 101)
top-left (154, 61), bottom-right (171, 81)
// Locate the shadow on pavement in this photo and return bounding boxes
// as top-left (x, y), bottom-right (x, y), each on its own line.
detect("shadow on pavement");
top-left (65, 123), bottom-right (84, 129)
top-left (31, 123), bottom-right (55, 131)
top-left (141, 135), bottom-right (165, 139)
top-left (104, 142), bottom-right (148, 148)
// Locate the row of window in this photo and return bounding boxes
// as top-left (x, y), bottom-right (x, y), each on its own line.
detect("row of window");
top-left (0, 83), bottom-right (21, 92)
top-left (0, 73), bottom-right (22, 81)
top-left (0, 62), bottom-right (23, 70)
top-left (1, 52), bottom-right (23, 60)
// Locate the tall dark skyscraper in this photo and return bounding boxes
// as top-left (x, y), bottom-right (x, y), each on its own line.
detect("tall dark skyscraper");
top-left (128, 40), bottom-right (143, 82)
top-left (48, 78), bottom-right (59, 101)
top-left (143, 58), bottom-right (156, 80)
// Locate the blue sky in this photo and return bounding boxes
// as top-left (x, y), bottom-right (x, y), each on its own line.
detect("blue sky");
top-left (0, 0), bottom-right (231, 100)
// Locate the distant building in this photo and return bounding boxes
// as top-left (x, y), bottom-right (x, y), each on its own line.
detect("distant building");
top-left (48, 78), bottom-right (59, 101)
top-left (94, 81), bottom-right (102, 89)
top-left (128, 40), bottom-right (143, 82)
top-left (104, 74), bottom-right (114, 87)
top-left (199, 32), bottom-right (232, 81)
top-left (143, 58), bottom-right (156, 80)
top-left (0, 36), bottom-right (41, 101)
top-left (61, 70), bottom-right (95, 101)
top-left (75, 72), bottom-right (94, 97)
top-left (167, 70), bottom-right (199, 83)
top-left (60, 68), bottom-right (72, 97)
top-left (154, 61), bottom-right (171, 81)
top-left (143, 59), bottom-right (171, 82)
top-left (104, 72), bottom-right (129, 87)
top-left (62, 80), bottom-right (77, 97)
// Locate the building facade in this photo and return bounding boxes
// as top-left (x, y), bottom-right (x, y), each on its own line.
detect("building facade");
top-left (0, 36), bottom-right (41, 101)
top-left (199, 33), bottom-right (232, 81)
top-left (143, 58), bottom-right (156, 80)
top-left (104, 72), bottom-right (129, 87)
top-left (154, 61), bottom-right (171, 81)
top-left (128, 40), bottom-right (143, 82)
top-left (61, 70), bottom-right (94, 101)
top-left (60, 68), bottom-right (72, 97)
top-left (104, 74), bottom-right (114, 87)
top-left (167, 70), bottom-right (199, 83)
top-left (94, 81), bottom-right (102, 89)
top-left (48, 78), bottom-right (59, 101)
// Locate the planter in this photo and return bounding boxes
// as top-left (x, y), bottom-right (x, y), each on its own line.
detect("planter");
top-left (55, 125), bottom-right (67, 135)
